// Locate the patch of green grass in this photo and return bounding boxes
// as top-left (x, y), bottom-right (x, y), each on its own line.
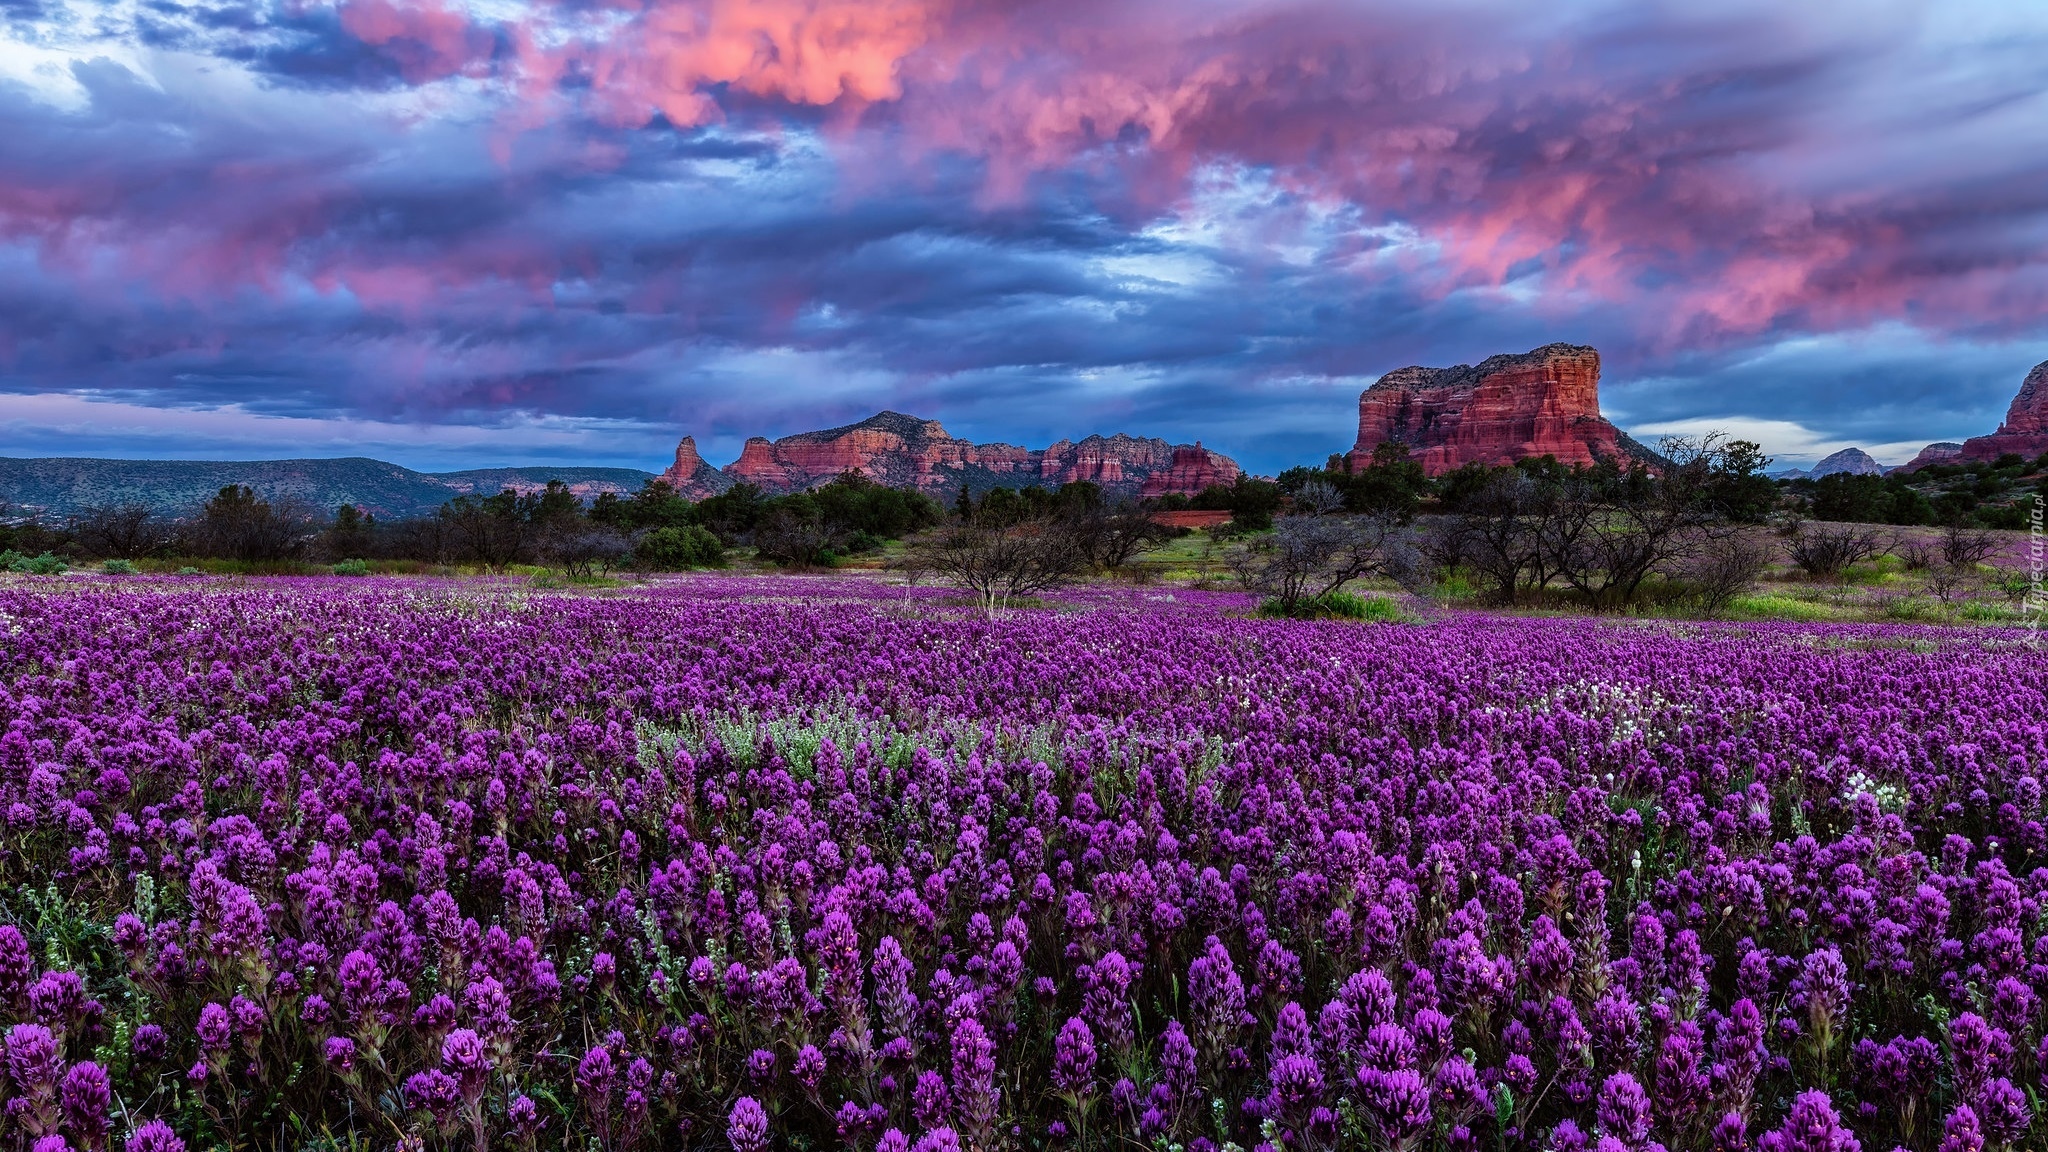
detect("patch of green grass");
top-left (1880, 596), bottom-right (1945, 622)
top-left (1257, 590), bottom-right (1409, 621)
top-left (1133, 530), bottom-right (1221, 564)
top-left (1843, 559), bottom-right (1903, 586)
top-left (1959, 599), bottom-right (2020, 623)
top-left (1425, 571), bottom-right (1479, 601)
top-left (1730, 594), bottom-right (1842, 622)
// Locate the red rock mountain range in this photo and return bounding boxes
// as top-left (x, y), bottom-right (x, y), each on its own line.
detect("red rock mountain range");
top-left (651, 346), bottom-right (2043, 497)
top-left (1347, 343), bottom-right (1649, 475)
top-left (659, 411), bottom-right (1240, 500)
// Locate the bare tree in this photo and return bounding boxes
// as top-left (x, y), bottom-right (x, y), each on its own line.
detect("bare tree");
top-left (1292, 479), bottom-right (1347, 517)
top-left (1679, 534), bottom-right (1775, 616)
top-left (904, 519), bottom-right (1092, 615)
top-left (1896, 536), bottom-right (1936, 571)
top-left (70, 503), bottom-right (169, 559)
top-left (1993, 568), bottom-right (2033, 605)
top-left (1072, 501), bottom-right (1172, 572)
top-left (1787, 523), bottom-right (1885, 580)
top-left (1226, 514), bottom-right (1395, 614)
top-left (1454, 471), bottom-right (1552, 604)
top-left (542, 526), bottom-right (632, 578)
top-left (1940, 522), bottom-right (1997, 569)
top-left (1412, 515), bottom-right (1474, 575)
top-left (1548, 475), bottom-right (1731, 611)
top-left (1926, 561), bottom-right (1972, 604)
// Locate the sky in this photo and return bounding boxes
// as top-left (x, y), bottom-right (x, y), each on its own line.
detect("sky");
top-left (1, 0), bottom-right (2046, 474)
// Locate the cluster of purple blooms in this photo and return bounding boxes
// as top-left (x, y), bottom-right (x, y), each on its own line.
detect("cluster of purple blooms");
top-left (0, 574), bottom-right (2044, 1152)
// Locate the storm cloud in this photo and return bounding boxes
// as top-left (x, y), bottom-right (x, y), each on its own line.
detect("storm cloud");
top-left (2, 0), bottom-right (2045, 472)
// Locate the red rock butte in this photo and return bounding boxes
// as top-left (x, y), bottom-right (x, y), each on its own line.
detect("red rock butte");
top-left (1896, 442), bottom-right (1963, 473)
top-left (659, 411), bottom-right (1240, 500)
top-left (1957, 360), bottom-right (2048, 463)
top-left (1346, 343), bottom-right (1642, 476)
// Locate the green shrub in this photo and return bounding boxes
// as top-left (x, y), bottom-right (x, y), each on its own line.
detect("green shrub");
top-left (1978, 504), bottom-right (2029, 530)
top-left (7, 552), bottom-right (65, 575)
top-left (100, 559), bottom-right (138, 575)
top-left (176, 566), bottom-right (202, 576)
top-left (332, 559), bottom-right (371, 576)
top-left (637, 524), bottom-right (726, 570)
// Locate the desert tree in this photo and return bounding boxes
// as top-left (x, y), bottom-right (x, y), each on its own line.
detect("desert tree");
top-left (542, 525), bottom-right (632, 578)
top-left (1787, 523), bottom-right (1886, 580)
top-left (1070, 500), bottom-right (1173, 572)
top-left (69, 503), bottom-right (169, 560)
top-left (1291, 478), bottom-right (1347, 517)
top-left (1450, 469), bottom-right (1555, 604)
top-left (1544, 438), bottom-right (1744, 611)
top-left (1679, 533), bottom-right (1776, 616)
top-left (904, 518), bottom-right (1093, 615)
top-left (1225, 513), bottom-right (1397, 614)
top-left (189, 486), bottom-right (317, 563)
top-left (752, 503), bottom-right (840, 568)
top-left (439, 490), bottom-right (535, 572)
top-left (323, 504), bottom-right (377, 561)
top-left (1939, 521), bottom-right (1997, 569)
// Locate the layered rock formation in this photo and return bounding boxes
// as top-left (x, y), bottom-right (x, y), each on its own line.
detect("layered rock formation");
top-left (1959, 360), bottom-right (2048, 463)
top-left (660, 411), bottom-right (1240, 499)
top-left (1138, 443), bottom-right (1240, 498)
top-left (657, 436), bottom-right (733, 497)
top-left (1346, 343), bottom-right (1638, 475)
top-left (1897, 442), bottom-right (1963, 473)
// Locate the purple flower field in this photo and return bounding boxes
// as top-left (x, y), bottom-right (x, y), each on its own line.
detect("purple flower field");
top-left (0, 575), bottom-right (2044, 1152)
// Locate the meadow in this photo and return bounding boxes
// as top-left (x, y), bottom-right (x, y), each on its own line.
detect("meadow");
top-left (0, 573), bottom-right (2043, 1152)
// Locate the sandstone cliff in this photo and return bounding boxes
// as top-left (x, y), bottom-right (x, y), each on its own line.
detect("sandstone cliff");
top-left (1896, 442), bottom-right (1963, 473)
top-left (1959, 360), bottom-right (2048, 463)
top-left (1138, 443), bottom-right (1241, 498)
top-left (661, 412), bottom-right (1240, 499)
top-left (1347, 343), bottom-right (1637, 475)
top-left (658, 436), bottom-right (734, 497)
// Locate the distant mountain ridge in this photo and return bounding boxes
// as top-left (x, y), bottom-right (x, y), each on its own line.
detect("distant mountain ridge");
top-left (1770, 447), bottom-right (1890, 481)
top-left (0, 456), bottom-right (655, 519)
top-left (660, 411), bottom-right (1241, 499)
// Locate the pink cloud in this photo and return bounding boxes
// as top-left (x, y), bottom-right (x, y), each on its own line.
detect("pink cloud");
top-left (340, 0), bottom-right (497, 83)
top-left (4, 0), bottom-right (2043, 374)
top-left (391, 0), bottom-right (2039, 348)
